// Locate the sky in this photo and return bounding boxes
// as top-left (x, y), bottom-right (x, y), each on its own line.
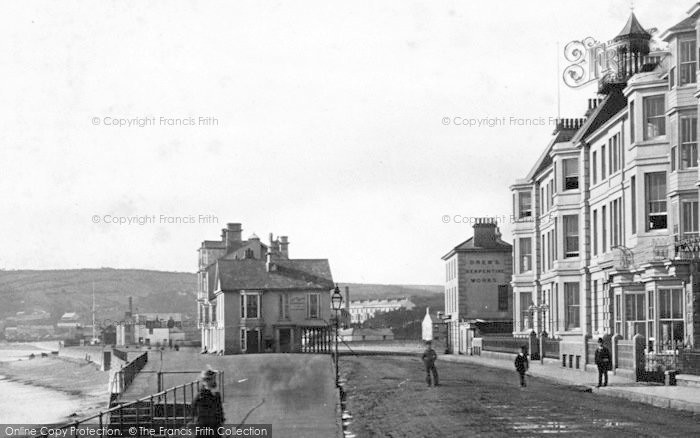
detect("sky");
top-left (0, 0), bottom-right (692, 285)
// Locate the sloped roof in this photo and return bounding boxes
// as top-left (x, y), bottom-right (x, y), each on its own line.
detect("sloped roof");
top-left (214, 258), bottom-right (333, 292)
top-left (661, 7), bottom-right (700, 41)
top-left (571, 91), bottom-right (627, 145)
top-left (615, 12), bottom-right (651, 39)
top-left (442, 236), bottom-right (511, 260)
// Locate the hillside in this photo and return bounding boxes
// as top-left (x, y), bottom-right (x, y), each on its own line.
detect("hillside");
top-left (0, 269), bottom-right (443, 324)
top-left (343, 283), bottom-right (443, 301)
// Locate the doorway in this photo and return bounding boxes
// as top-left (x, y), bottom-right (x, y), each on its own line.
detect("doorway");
top-left (279, 328), bottom-right (292, 353)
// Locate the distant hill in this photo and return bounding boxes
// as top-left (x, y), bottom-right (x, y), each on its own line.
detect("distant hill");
top-left (342, 283), bottom-right (443, 301)
top-left (0, 269), bottom-right (443, 324)
top-left (0, 268), bottom-right (197, 323)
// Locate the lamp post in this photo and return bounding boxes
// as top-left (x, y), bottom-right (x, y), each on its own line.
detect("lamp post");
top-left (528, 303), bottom-right (549, 363)
top-left (331, 284), bottom-right (343, 387)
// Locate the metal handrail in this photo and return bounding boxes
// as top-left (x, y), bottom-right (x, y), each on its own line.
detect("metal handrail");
top-left (41, 371), bottom-right (224, 437)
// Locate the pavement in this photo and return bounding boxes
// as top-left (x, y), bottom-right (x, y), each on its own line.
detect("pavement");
top-left (340, 342), bottom-right (700, 413)
top-left (118, 348), bottom-right (339, 438)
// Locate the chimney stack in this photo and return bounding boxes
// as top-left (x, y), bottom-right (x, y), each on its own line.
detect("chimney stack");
top-left (473, 217), bottom-right (498, 248)
top-left (224, 223), bottom-right (242, 252)
top-left (126, 296), bottom-right (133, 318)
top-left (279, 236), bottom-right (289, 258)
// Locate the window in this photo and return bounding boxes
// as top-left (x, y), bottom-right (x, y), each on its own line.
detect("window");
top-left (601, 145), bottom-right (606, 179)
top-left (680, 40), bottom-right (697, 85)
top-left (610, 133), bottom-right (621, 173)
top-left (671, 146), bottom-right (677, 172)
top-left (682, 201), bottom-right (699, 237)
top-left (593, 280), bottom-right (599, 332)
top-left (240, 329), bottom-right (246, 351)
top-left (519, 192), bottom-right (532, 218)
top-left (602, 206), bottom-right (607, 252)
top-left (645, 172), bottom-right (667, 230)
top-left (241, 293), bottom-right (260, 319)
top-left (631, 176), bottom-right (637, 234)
top-left (658, 289), bottom-right (684, 348)
top-left (279, 293), bottom-right (290, 320)
top-left (565, 282), bottom-right (580, 330)
top-left (564, 214), bottom-right (579, 257)
top-left (244, 248), bottom-right (254, 259)
top-left (520, 292), bottom-right (533, 331)
top-left (563, 158), bottom-right (579, 190)
top-left (498, 285), bottom-right (508, 311)
top-left (592, 151), bottom-right (597, 184)
top-left (519, 238), bottom-right (532, 273)
top-left (307, 293), bottom-right (320, 319)
top-left (670, 66), bottom-right (676, 89)
top-left (593, 209), bottom-right (598, 255)
top-left (610, 198), bottom-right (621, 247)
top-left (625, 292), bottom-right (646, 339)
top-left (643, 95), bottom-right (665, 139)
top-left (680, 116), bottom-right (698, 169)
top-left (630, 101), bottom-right (635, 143)
top-left (211, 301), bottom-right (217, 322)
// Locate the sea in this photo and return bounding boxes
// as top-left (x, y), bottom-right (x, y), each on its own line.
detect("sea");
top-left (0, 342), bottom-right (82, 424)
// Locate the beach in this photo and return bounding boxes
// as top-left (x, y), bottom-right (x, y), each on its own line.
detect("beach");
top-left (0, 343), bottom-right (110, 424)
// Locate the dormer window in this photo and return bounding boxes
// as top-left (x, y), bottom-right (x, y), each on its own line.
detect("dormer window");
top-left (680, 40), bottom-right (697, 86)
top-left (562, 158), bottom-right (579, 190)
top-left (244, 248), bottom-right (254, 259)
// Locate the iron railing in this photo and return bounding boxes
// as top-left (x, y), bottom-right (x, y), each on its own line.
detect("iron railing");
top-left (111, 352), bottom-right (148, 394)
top-left (481, 336), bottom-right (524, 354)
top-left (42, 371), bottom-right (224, 437)
top-left (542, 338), bottom-right (560, 359)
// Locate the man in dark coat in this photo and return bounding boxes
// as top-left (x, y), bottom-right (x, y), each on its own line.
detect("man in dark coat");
top-left (422, 341), bottom-right (439, 387)
top-left (594, 338), bottom-right (611, 387)
top-left (514, 345), bottom-right (529, 387)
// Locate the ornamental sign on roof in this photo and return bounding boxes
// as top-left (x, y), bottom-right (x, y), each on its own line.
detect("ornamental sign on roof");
top-left (562, 37), bottom-right (615, 89)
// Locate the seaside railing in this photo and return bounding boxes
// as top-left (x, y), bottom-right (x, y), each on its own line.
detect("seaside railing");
top-left (110, 351), bottom-right (148, 394)
top-left (41, 371), bottom-right (224, 437)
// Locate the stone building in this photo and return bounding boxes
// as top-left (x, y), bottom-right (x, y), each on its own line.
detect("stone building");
top-left (510, 8), bottom-right (700, 361)
top-left (197, 222), bottom-right (334, 354)
top-left (348, 297), bottom-right (415, 324)
top-left (442, 219), bottom-right (513, 353)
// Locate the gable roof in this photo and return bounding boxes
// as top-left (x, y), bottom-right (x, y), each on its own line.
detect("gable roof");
top-left (661, 6), bottom-right (700, 41)
top-left (571, 91), bottom-right (627, 145)
top-left (214, 258), bottom-right (333, 292)
top-left (441, 236), bottom-right (511, 260)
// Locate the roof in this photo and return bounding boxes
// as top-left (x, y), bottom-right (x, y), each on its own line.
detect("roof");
top-left (571, 91), bottom-right (627, 145)
top-left (441, 236), bottom-right (512, 260)
top-left (615, 12), bottom-right (651, 40)
top-left (214, 258), bottom-right (333, 292)
top-left (661, 6), bottom-right (700, 41)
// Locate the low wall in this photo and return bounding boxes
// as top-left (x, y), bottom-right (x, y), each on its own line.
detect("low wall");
top-left (59, 345), bottom-right (112, 370)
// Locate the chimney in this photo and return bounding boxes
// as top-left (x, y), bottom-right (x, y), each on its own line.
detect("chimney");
top-left (279, 236), bottom-right (289, 258)
top-left (126, 297), bottom-right (133, 318)
top-left (224, 223), bottom-right (242, 251)
top-left (473, 217), bottom-right (498, 248)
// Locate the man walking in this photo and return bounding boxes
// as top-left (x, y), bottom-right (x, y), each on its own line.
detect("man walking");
top-left (514, 345), bottom-right (529, 387)
top-left (594, 338), bottom-right (611, 387)
top-left (422, 341), bottom-right (439, 387)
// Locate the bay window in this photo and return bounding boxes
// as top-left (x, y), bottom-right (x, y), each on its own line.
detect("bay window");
top-left (643, 95), bottom-right (665, 139)
top-left (645, 172), bottom-right (667, 230)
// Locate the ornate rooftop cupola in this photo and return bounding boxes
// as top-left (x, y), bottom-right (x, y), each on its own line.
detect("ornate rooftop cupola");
top-left (599, 12), bottom-right (652, 94)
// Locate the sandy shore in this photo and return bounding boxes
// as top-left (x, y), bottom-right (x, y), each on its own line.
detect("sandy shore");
top-left (0, 355), bottom-right (111, 420)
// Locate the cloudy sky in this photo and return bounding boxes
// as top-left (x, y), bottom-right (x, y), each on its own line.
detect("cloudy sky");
top-left (0, 0), bottom-right (691, 285)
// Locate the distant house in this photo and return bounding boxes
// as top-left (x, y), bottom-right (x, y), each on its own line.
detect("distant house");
top-left (116, 312), bottom-right (186, 347)
top-left (339, 328), bottom-right (394, 342)
top-left (197, 222), bottom-right (334, 354)
top-left (57, 312), bottom-right (81, 328)
top-left (348, 297), bottom-right (415, 324)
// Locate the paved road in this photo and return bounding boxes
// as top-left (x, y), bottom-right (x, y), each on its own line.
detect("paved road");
top-left (120, 350), bottom-right (338, 438)
top-left (340, 355), bottom-right (700, 437)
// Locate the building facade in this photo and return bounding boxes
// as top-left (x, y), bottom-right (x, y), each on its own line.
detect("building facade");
top-left (511, 8), bottom-right (700, 359)
top-left (442, 219), bottom-right (513, 353)
top-left (116, 312), bottom-right (186, 347)
top-left (348, 297), bottom-right (415, 324)
top-left (197, 222), bottom-right (334, 354)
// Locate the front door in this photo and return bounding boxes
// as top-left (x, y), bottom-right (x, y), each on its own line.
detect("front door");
top-left (246, 329), bottom-right (260, 353)
top-left (279, 328), bottom-right (292, 353)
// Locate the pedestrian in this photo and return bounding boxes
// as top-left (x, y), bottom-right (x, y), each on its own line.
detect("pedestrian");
top-left (192, 367), bottom-right (225, 438)
top-left (594, 338), bottom-right (611, 387)
top-left (422, 340), bottom-right (439, 387)
top-left (514, 345), bottom-right (529, 387)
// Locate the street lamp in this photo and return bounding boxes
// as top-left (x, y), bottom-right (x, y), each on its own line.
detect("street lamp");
top-left (331, 284), bottom-right (343, 387)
